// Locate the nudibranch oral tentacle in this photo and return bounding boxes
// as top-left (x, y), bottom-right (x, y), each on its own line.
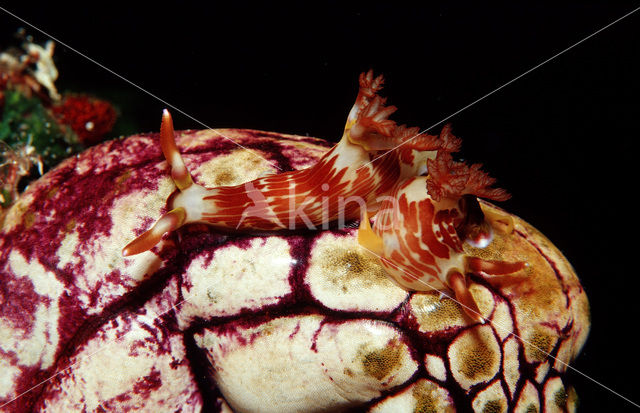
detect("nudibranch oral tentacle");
top-left (123, 71), bottom-right (450, 256)
top-left (122, 207), bottom-right (186, 256)
top-left (358, 149), bottom-right (524, 324)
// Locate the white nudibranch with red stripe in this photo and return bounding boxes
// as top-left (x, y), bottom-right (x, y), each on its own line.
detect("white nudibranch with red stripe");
top-left (123, 71), bottom-right (526, 322)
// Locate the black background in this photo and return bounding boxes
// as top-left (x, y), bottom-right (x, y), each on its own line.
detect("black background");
top-left (2, 2), bottom-right (639, 411)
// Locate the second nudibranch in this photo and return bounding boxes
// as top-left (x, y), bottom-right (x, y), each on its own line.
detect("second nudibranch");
top-left (123, 71), bottom-right (458, 256)
top-left (358, 151), bottom-right (526, 323)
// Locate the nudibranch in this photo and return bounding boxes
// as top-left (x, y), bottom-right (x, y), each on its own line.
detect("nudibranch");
top-left (358, 150), bottom-right (526, 323)
top-left (123, 71), bottom-right (458, 256)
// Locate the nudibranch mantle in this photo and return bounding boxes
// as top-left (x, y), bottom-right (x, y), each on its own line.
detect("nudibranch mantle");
top-left (123, 71), bottom-right (524, 323)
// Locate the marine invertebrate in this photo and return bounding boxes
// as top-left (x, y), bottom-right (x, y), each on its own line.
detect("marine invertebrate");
top-left (0, 38), bottom-right (60, 102)
top-left (51, 95), bottom-right (118, 145)
top-left (0, 123), bottom-right (589, 412)
top-left (0, 38), bottom-right (117, 210)
top-left (123, 71), bottom-right (459, 256)
top-left (125, 72), bottom-right (525, 324)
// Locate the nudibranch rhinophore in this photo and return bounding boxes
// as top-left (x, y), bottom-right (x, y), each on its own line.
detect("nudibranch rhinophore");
top-left (123, 71), bottom-right (526, 323)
